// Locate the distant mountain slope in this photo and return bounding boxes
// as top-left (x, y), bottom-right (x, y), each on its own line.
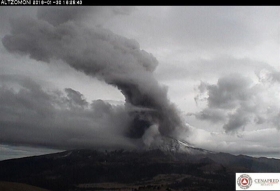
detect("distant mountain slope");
top-left (0, 149), bottom-right (279, 191)
top-left (0, 181), bottom-right (50, 191)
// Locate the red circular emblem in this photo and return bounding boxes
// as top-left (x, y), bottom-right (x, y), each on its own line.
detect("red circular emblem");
top-left (241, 178), bottom-right (249, 186)
top-left (237, 174), bottom-right (252, 189)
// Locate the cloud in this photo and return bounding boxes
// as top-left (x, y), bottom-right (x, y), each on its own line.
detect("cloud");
top-left (37, 6), bottom-right (136, 26)
top-left (188, 125), bottom-right (280, 158)
top-left (0, 6), bottom-right (279, 159)
top-left (223, 108), bottom-right (251, 133)
top-left (0, 75), bottom-right (137, 150)
top-left (1, 7), bottom-right (187, 150)
top-left (156, 56), bottom-right (274, 81)
top-left (194, 108), bottom-right (227, 124)
top-left (113, 7), bottom-right (279, 54)
top-left (0, 144), bottom-right (59, 161)
top-left (192, 73), bottom-right (280, 132)
top-left (272, 112), bottom-right (280, 129)
top-left (0, 7), bottom-right (38, 35)
top-left (37, 7), bottom-right (93, 26)
top-left (200, 74), bottom-right (254, 109)
top-left (256, 68), bottom-right (280, 84)
top-left (65, 88), bottom-right (88, 108)
top-left (164, 7), bottom-right (258, 48)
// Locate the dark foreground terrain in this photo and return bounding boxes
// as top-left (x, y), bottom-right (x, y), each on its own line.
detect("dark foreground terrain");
top-left (0, 181), bottom-right (50, 191)
top-left (0, 149), bottom-right (280, 191)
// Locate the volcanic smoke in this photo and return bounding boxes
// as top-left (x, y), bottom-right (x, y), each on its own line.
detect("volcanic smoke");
top-left (2, 7), bottom-right (187, 148)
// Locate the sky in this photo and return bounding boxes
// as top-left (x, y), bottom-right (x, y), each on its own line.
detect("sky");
top-left (0, 6), bottom-right (280, 160)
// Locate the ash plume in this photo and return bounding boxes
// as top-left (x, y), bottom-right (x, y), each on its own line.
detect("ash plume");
top-left (2, 7), bottom-right (187, 148)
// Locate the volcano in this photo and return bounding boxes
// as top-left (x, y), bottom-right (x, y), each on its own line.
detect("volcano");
top-left (0, 142), bottom-right (280, 191)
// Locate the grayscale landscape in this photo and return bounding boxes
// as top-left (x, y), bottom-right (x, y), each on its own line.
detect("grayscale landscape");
top-left (0, 6), bottom-right (279, 191)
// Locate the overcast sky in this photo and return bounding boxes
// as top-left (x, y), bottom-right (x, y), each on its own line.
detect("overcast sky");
top-left (0, 6), bottom-right (280, 160)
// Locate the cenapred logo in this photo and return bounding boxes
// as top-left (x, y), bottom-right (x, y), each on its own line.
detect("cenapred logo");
top-left (237, 174), bottom-right (253, 189)
top-left (236, 173), bottom-right (280, 190)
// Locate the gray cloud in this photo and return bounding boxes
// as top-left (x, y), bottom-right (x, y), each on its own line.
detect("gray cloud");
top-left (37, 6), bottom-right (135, 26)
top-left (0, 7), bottom-right (38, 35)
top-left (270, 71), bottom-right (280, 83)
top-left (156, 56), bottom-right (274, 81)
top-left (187, 126), bottom-right (280, 158)
top-left (0, 6), bottom-right (279, 159)
top-left (192, 73), bottom-right (280, 132)
top-left (223, 109), bottom-right (251, 133)
top-left (201, 74), bottom-right (253, 109)
top-left (0, 75), bottom-right (136, 150)
top-left (111, 7), bottom-right (278, 54)
top-left (165, 7), bottom-right (257, 48)
top-left (194, 108), bottom-right (227, 124)
top-left (256, 68), bottom-right (280, 84)
top-left (0, 144), bottom-right (59, 161)
top-left (272, 112), bottom-right (280, 129)
top-left (1, 7), bottom-right (187, 149)
top-left (37, 7), bottom-right (93, 26)
top-left (65, 88), bottom-right (88, 108)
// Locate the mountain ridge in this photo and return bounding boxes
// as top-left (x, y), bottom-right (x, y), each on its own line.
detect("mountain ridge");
top-left (0, 147), bottom-right (280, 191)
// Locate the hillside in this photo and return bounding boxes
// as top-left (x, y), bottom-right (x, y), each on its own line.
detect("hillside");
top-left (0, 181), bottom-right (50, 191)
top-left (0, 149), bottom-right (280, 191)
